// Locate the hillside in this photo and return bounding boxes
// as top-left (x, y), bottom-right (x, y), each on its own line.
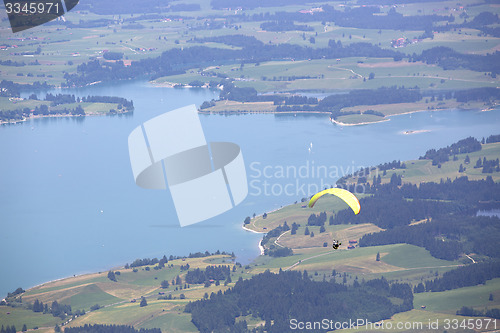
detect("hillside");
top-left (1, 136), bottom-right (499, 332)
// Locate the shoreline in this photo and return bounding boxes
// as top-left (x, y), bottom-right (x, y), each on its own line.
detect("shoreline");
top-left (241, 224), bottom-right (266, 256)
top-left (331, 117), bottom-right (390, 126)
top-left (331, 105), bottom-right (500, 126)
top-left (0, 110), bottom-right (132, 126)
top-left (199, 109), bottom-right (332, 115)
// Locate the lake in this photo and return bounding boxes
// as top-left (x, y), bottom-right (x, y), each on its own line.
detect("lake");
top-left (1, 80), bottom-right (499, 297)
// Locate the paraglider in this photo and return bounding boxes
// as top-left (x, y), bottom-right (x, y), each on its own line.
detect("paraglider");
top-left (308, 188), bottom-right (360, 215)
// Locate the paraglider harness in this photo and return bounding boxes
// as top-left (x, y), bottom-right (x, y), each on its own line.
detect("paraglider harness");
top-left (332, 240), bottom-right (341, 250)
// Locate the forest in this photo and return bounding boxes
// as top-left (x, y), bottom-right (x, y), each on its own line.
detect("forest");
top-left (185, 266), bottom-right (232, 284)
top-left (413, 260), bottom-right (500, 292)
top-left (359, 215), bottom-right (500, 260)
top-left (419, 136), bottom-right (482, 165)
top-left (184, 270), bottom-right (413, 333)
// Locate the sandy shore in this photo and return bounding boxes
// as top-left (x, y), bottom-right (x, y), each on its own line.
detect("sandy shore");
top-left (401, 129), bottom-right (431, 135)
top-left (241, 224), bottom-right (265, 255)
top-left (331, 117), bottom-right (390, 126)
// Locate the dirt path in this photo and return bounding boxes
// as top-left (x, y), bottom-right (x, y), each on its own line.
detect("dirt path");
top-left (274, 230), bottom-right (290, 248)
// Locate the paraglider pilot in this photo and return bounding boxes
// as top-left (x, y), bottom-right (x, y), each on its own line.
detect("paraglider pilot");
top-left (332, 240), bottom-right (341, 250)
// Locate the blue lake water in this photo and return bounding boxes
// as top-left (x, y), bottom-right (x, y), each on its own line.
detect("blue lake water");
top-left (1, 80), bottom-right (499, 297)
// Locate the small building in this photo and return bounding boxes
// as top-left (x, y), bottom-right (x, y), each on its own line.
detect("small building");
top-left (349, 240), bottom-right (357, 244)
top-left (348, 245), bottom-right (355, 249)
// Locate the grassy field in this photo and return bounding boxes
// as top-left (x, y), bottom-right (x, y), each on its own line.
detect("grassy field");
top-left (0, 306), bottom-right (61, 331)
top-left (414, 278), bottom-right (500, 314)
top-left (343, 141), bottom-right (500, 186)
top-left (246, 193), bottom-right (370, 233)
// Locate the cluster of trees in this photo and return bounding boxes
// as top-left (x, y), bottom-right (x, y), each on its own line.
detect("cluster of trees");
top-left (420, 136), bottom-right (482, 166)
top-left (455, 87), bottom-right (500, 103)
top-left (82, 95), bottom-right (134, 110)
top-left (126, 251), bottom-right (234, 269)
top-left (44, 93), bottom-right (77, 106)
top-left (258, 223), bottom-right (294, 257)
top-left (0, 80), bottom-right (52, 98)
top-left (486, 134), bottom-right (500, 143)
top-left (185, 266), bottom-right (231, 284)
top-left (0, 326), bottom-right (18, 333)
top-left (6, 287), bottom-right (24, 298)
top-left (30, 299), bottom-right (72, 319)
top-left (0, 60), bottom-right (25, 66)
top-left (265, 246), bottom-right (293, 257)
top-left (261, 222), bottom-right (289, 246)
top-left (274, 95), bottom-right (319, 106)
top-left (415, 261), bottom-right (500, 292)
top-left (107, 271), bottom-right (119, 282)
top-left (103, 52), bottom-right (124, 61)
top-left (64, 324), bottom-right (161, 333)
top-left (377, 160), bottom-right (406, 172)
top-left (474, 157), bottom-right (500, 173)
top-left (185, 270), bottom-right (412, 332)
top-left (457, 306), bottom-right (500, 320)
top-left (307, 212), bottom-right (327, 226)
top-left (416, 46), bottom-right (500, 74)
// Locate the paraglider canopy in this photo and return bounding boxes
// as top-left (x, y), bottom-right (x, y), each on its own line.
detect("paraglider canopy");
top-left (308, 188), bottom-right (360, 215)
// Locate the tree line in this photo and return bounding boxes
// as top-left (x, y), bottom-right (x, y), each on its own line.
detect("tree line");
top-left (64, 324), bottom-right (161, 333)
top-left (185, 270), bottom-right (413, 332)
top-left (359, 215), bottom-right (500, 260)
top-left (125, 250), bottom-right (234, 269)
top-left (419, 136), bottom-right (482, 165)
top-left (414, 261), bottom-right (500, 292)
top-left (0, 80), bottom-right (52, 97)
top-left (185, 265), bottom-right (231, 284)
top-left (30, 299), bottom-right (74, 319)
top-left (457, 307), bottom-right (500, 320)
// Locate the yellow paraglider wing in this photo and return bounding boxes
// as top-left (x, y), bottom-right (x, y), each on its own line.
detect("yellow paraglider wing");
top-left (308, 188), bottom-right (360, 214)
